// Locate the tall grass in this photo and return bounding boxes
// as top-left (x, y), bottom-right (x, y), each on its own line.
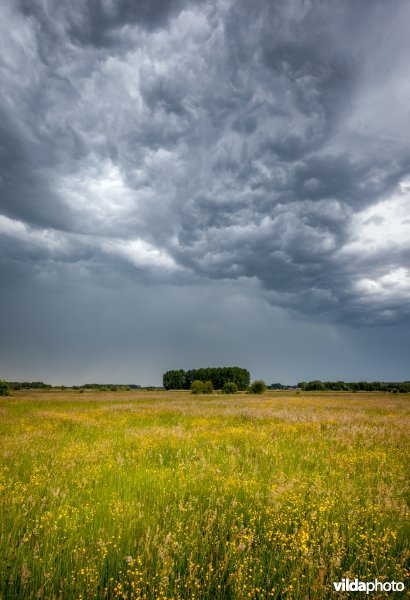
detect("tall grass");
top-left (0, 390), bottom-right (409, 598)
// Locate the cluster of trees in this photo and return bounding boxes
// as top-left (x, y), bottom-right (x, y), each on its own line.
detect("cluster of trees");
top-left (6, 381), bottom-right (52, 390)
top-left (74, 384), bottom-right (141, 391)
top-left (298, 380), bottom-right (410, 393)
top-left (1, 381), bottom-right (144, 392)
top-left (163, 367), bottom-right (250, 391)
top-left (269, 383), bottom-right (296, 390)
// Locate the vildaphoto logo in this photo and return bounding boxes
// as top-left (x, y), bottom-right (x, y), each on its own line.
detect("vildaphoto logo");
top-left (333, 578), bottom-right (405, 594)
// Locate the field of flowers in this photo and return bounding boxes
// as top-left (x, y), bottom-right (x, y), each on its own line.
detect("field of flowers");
top-left (0, 390), bottom-right (409, 599)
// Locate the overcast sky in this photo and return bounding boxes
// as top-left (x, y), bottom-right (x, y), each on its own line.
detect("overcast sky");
top-left (1, 0), bottom-right (409, 385)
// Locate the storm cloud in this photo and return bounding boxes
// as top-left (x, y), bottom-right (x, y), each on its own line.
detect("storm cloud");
top-left (1, 0), bottom-right (409, 383)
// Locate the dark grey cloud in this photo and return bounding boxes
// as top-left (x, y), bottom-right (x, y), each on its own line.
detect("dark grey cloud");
top-left (1, 0), bottom-right (409, 381)
top-left (17, 0), bottom-right (192, 47)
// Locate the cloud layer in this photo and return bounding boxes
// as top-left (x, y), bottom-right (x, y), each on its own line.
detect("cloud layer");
top-left (1, 0), bottom-right (410, 327)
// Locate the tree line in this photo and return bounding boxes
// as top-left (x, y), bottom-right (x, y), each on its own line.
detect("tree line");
top-left (163, 367), bottom-right (250, 391)
top-left (1, 381), bottom-right (143, 392)
top-left (6, 381), bottom-right (52, 390)
top-left (74, 383), bottom-right (141, 391)
top-left (297, 380), bottom-right (410, 393)
top-left (3, 377), bottom-right (408, 395)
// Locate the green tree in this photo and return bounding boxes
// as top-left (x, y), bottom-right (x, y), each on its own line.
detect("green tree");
top-left (0, 380), bottom-right (10, 396)
top-left (221, 381), bottom-right (238, 394)
top-left (191, 380), bottom-right (205, 394)
top-left (202, 380), bottom-right (214, 394)
top-left (163, 370), bottom-right (185, 390)
top-left (249, 380), bottom-right (266, 394)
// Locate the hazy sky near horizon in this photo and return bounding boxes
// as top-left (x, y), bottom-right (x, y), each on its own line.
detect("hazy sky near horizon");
top-left (1, 0), bottom-right (409, 385)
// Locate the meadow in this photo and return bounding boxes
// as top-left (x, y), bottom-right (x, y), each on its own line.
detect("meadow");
top-left (0, 390), bottom-right (409, 599)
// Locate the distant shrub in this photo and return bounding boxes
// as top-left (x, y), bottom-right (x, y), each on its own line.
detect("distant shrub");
top-left (249, 380), bottom-right (267, 394)
top-left (222, 381), bottom-right (238, 394)
top-left (202, 380), bottom-right (214, 394)
top-left (0, 381), bottom-right (10, 396)
top-left (191, 380), bottom-right (213, 395)
top-left (191, 380), bottom-right (205, 394)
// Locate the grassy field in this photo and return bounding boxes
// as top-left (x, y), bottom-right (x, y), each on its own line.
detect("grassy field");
top-left (0, 390), bottom-right (409, 599)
